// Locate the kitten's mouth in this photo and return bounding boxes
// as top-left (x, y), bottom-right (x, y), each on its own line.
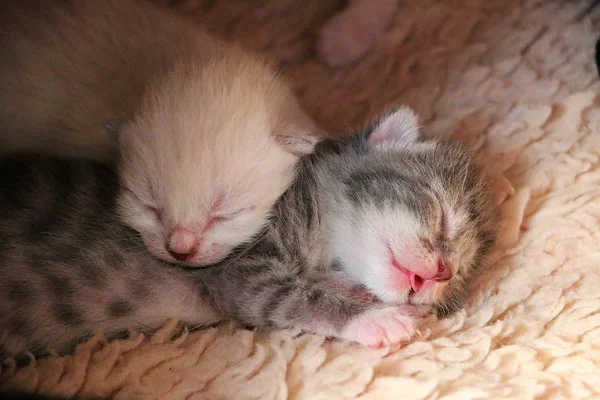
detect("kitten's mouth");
top-left (388, 245), bottom-right (423, 294)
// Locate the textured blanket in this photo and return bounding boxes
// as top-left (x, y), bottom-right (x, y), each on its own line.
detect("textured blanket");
top-left (2, 0), bottom-right (600, 398)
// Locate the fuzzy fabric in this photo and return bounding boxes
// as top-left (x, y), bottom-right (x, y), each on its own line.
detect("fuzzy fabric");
top-left (2, 0), bottom-right (600, 398)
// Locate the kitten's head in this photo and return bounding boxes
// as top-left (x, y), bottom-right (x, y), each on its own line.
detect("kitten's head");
top-left (116, 53), bottom-right (322, 267)
top-left (329, 107), bottom-right (496, 316)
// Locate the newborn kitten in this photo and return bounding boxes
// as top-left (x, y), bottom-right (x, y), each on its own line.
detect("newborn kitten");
top-left (0, 0), bottom-right (322, 267)
top-left (317, 0), bottom-right (399, 67)
top-left (0, 108), bottom-right (495, 356)
top-left (199, 107), bottom-right (496, 338)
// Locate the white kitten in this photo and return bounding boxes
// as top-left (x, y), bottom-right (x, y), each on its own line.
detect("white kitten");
top-left (316, 0), bottom-right (399, 67)
top-left (0, 0), bottom-right (323, 266)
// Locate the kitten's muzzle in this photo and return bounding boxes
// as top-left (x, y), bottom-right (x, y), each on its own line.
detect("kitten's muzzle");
top-left (396, 257), bottom-right (453, 294)
top-left (166, 227), bottom-right (199, 262)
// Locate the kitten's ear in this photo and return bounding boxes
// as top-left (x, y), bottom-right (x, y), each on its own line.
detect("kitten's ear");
top-left (103, 119), bottom-right (125, 143)
top-left (275, 117), bottom-right (325, 156)
top-left (367, 106), bottom-right (421, 146)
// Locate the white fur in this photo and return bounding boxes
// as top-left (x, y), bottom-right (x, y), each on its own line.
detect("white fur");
top-left (117, 54), bottom-right (322, 266)
top-left (321, 109), bottom-right (465, 305)
top-left (329, 204), bottom-right (429, 304)
top-left (367, 106), bottom-right (421, 145)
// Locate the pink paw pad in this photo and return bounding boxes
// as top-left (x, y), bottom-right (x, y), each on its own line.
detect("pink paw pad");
top-left (316, 13), bottom-right (376, 67)
top-left (338, 306), bottom-right (422, 348)
top-left (316, 0), bottom-right (399, 67)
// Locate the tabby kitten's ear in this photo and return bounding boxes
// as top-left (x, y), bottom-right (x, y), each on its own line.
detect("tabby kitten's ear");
top-left (366, 106), bottom-right (421, 146)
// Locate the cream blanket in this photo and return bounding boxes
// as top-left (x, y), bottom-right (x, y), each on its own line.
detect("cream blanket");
top-left (2, 0), bottom-right (600, 398)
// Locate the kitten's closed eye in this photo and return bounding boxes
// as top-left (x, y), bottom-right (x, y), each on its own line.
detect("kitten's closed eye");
top-left (123, 187), bottom-right (163, 221)
top-left (145, 206), bottom-right (244, 226)
top-left (211, 209), bottom-right (246, 223)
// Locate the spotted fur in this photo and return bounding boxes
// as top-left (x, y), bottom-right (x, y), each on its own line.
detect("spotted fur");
top-left (0, 154), bottom-right (220, 358)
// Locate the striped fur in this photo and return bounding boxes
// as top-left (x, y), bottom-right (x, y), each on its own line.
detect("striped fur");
top-left (0, 154), bottom-right (219, 358)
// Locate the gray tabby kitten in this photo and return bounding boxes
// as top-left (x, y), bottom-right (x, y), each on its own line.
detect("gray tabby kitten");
top-left (0, 108), bottom-right (495, 357)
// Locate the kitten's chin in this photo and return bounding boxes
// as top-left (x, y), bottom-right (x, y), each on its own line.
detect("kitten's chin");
top-left (408, 280), bottom-right (447, 305)
top-left (156, 244), bottom-right (230, 268)
top-left (182, 247), bottom-right (230, 267)
top-left (139, 234), bottom-right (228, 267)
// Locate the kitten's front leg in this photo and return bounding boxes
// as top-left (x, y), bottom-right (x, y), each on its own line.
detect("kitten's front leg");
top-left (311, 276), bottom-right (430, 347)
top-left (205, 271), bottom-right (430, 348)
top-left (333, 304), bottom-right (426, 348)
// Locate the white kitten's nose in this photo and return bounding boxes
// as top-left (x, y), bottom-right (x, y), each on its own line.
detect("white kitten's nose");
top-left (166, 227), bottom-right (198, 262)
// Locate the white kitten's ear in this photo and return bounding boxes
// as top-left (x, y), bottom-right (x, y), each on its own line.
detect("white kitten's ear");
top-left (275, 118), bottom-right (325, 156)
top-left (275, 135), bottom-right (321, 156)
top-left (103, 119), bottom-right (124, 142)
top-left (367, 107), bottom-right (421, 146)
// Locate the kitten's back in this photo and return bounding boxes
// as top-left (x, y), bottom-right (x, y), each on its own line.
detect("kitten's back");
top-left (0, 154), bottom-right (218, 357)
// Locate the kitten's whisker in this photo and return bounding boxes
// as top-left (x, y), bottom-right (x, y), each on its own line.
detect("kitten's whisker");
top-left (461, 162), bottom-right (470, 194)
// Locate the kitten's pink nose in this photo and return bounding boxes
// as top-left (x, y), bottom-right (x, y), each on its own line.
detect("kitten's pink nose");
top-left (166, 228), bottom-right (198, 262)
top-left (434, 259), bottom-right (453, 281)
top-left (409, 259), bottom-right (453, 293)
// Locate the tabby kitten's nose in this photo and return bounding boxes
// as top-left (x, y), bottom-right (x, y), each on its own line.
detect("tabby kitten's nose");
top-left (434, 258), bottom-right (453, 281)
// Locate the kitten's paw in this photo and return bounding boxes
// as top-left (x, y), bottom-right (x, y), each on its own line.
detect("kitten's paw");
top-left (316, 12), bottom-right (376, 67)
top-left (316, 0), bottom-right (399, 67)
top-left (338, 306), bottom-right (426, 348)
